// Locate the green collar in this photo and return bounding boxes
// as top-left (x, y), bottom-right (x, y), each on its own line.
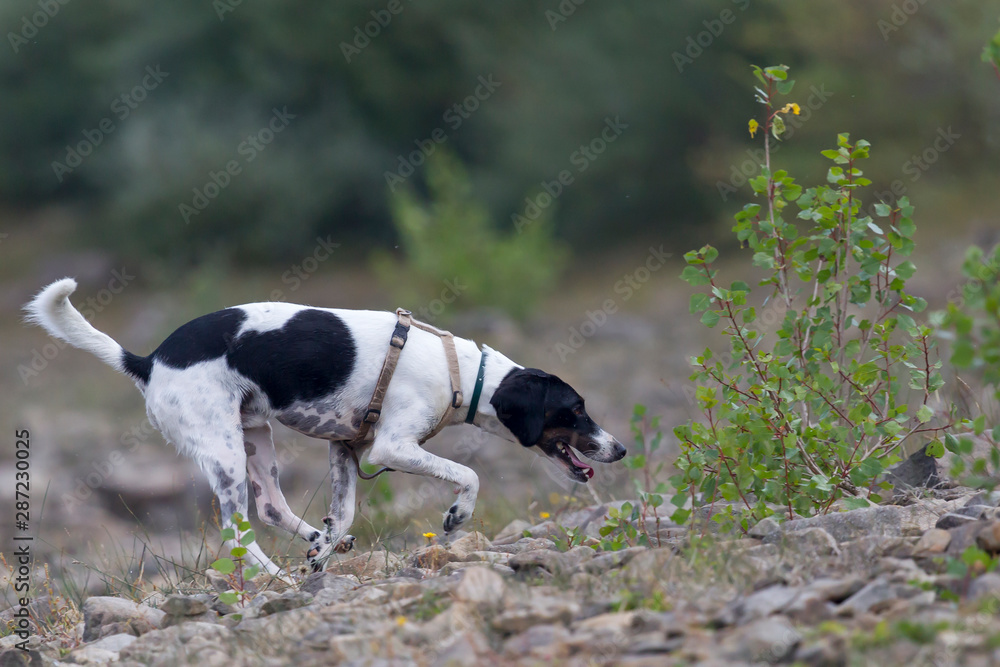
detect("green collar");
top-left (465, 348), bottom-right (488, 424)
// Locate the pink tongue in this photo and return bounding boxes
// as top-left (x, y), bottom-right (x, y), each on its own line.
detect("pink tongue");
top-left (566, 449), bottom-right (594, 478)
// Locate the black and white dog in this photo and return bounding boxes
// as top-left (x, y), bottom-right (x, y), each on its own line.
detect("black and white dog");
top-left (26, 279), bottom-right (625, 575)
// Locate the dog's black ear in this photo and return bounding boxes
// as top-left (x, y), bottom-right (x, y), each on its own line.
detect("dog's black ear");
top-left (490, 369), bottom-right (548, 447)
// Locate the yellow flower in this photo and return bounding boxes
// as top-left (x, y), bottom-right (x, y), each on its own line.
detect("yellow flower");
top-left (396, 616), bottom-right (407, 626)
top-left (779, 103), bottom-right (801, 116)
top-left (539, 512), bottom-right (550, 519)
top-left (748, 119), bottom-right (759, 137)
top-left (422, 532), bottom-right (436, 540)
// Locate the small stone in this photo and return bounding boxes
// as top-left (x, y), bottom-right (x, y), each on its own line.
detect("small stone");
top-left (977, 521), bottom-right (1000, 554)
top-left (463, 550), bottom-right (510, 566)
top-left (412, 544), bottom-right (460, 570)
top-left (836, 578), bottom-right (921, 616)
top-left (299, 571), bottom-right (357, 599)
top-left (492, 537), bottom-right (557, 555)
top-left (502, 624), bottom-right (571, 658)
top-left (793, 635), bottom-right (848, 667)
top-left (81, 597), bottom-right (166, 642)
top-left (765, 526), bottom-right (840, 557)
top-left (914, 528), bottom-right (952, 554)
top-left (748, 517), bottom-right (781, 539)
top-left (324, 550), bottom-right (401, 578)
top-left (454, 566), bottom-right (505, 606)
top-left (492, 599), bottom-right (580, 634)
top-left (580, 547), bottom-right (646, 575)
top-left (448, 532), bottom-right (493, 559)
top-left (259, 592), bottom-right (313, 616)
top-left (965, 491), bottom-right (1000, 508)
top-left (935, 512), bottom-right (981, 530)
top-left (969, 572), bottom-right (1000, 602)
top-left (161, 595), bottom-right (209, 617)
top-left (721, 615), bottom-right (801, 663)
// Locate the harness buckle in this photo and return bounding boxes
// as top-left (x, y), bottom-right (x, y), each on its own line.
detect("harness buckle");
top-left (451, 390), bottom-right (463, 409)
top-left (363, 408), bottom-right (381, 425)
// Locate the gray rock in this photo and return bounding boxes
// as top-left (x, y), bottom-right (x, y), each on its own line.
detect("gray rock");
top-left (782, 504), bottom-right (939, 543)
top-left (259, 591), bottom-right (313, 616)
top-left (510, 546), bottom-right (594, 576)
top-left (716, 585), bottom-right (802, 626)
top-left (748, 517), bottom-right (781, 539)
top-left (914, 528), bottom-right (952, 554)
top-left (977, 520), bottom-right (1000, 554)
top-left (492, 599), bottom-right (580, 634)
top-left (81, 596), bottom-right (166, 642)
top-left (454, 566), bottom-right (505, 606)
top-left (580, 546), bottom-right (646, 574)
top-left (300, 571), bottom-right (357, 599)
top-left (882, 442), bottom-right (940, 492)
top-left (721, 615), bottom-right (801, 663)
top-left (965, 491), bottom-right (1000, 508)
top-left (447, 531), bottom-right (493, 559)
top-left (764, 526), bottom-right (840, 557)
top-left (835, 578), bottom-right (921, 616)
top-left (502, 624), bottom-right (571, 658)
top-left (492, 537), bottom-right (557, 554)
top-left (935, 512), bottom-right (981, 529)
top-left (969, 572), bottom-right (1000, 603)
top-left (86, 632), bottom-right (137, 652)
top-left (161, 594), bottom-right (208, 617)
top-left (793, 635), bottom-right (848, 666)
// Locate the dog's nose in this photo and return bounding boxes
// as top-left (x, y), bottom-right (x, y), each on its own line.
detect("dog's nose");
top-left (612, 441), bottom-right (626, 460)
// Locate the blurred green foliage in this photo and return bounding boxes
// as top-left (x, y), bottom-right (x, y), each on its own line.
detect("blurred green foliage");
top-left (0, 0), bottom-right (997, 270)
top-left (373, 150), bottom-right (566, 320)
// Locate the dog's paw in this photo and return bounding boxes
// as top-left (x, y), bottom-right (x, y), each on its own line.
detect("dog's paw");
top-left (333, 534), bottom-right (355, 554)
top-left (443, 504), bottom-right (468, 534)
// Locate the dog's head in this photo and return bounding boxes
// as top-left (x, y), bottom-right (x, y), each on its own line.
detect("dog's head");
top-left (490, 368), bottom-right (625, 483)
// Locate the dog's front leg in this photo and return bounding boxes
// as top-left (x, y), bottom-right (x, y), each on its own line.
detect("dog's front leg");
top-left (367, 436), bottom-right (480, 535)
top-left (307, 441), bottom-right (358, 572)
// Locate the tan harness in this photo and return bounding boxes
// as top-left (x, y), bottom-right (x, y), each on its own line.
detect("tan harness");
top-left (345, 308), bottom-right (463, 479)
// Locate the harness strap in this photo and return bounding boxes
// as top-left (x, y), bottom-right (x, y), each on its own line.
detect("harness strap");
top-left (344, 308), bottom-right (466, 478)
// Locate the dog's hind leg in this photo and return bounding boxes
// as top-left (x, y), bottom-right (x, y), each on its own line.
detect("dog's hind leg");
top-left (306, 441), bottom-right (358, 572)
top-left (244, 423), bottom-right (321, 543)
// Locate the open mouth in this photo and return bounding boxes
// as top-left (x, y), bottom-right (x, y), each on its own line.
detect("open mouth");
top-left (555, 441), bottom-right (595, 482)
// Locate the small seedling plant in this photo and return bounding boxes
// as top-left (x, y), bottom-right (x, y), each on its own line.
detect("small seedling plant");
top-left (210, 512), bottom-right (260, 607)
top-left (671, 65), bottom-right (954, 532)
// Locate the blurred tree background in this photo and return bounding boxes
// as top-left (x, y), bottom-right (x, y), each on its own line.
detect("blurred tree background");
top-left (1, 0), bottom-right (997, 283)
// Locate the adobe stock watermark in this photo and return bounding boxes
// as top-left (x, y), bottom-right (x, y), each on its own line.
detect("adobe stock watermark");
top-left (340, 0), bottom-right (414, 63)
top-left (862, 125), bottom-right (960, 220)
top-left (7, 0), bottom-right (70, 53)
top-left (265, 236), bottom-right (341, 302)
top-left (412, 278), bottom-right (466, 323)
top-left (384, 75), bottom-right (502, 192)
top-left (672, 0), bottom-right (751, 73)
top-left (545, 0), bottom-right (586, 31)
top-left (877, 0), bottom-right (932, 41)
top-left (51, 65), bottom-right (170, 183)
top-left (552, 245), bottom-right (671, 362)
top-left (19, 268), bottom-right (135, 384)
top-left (178, 107), bottom-right (296, 224)
top-left (716, 83), bottom-right (834, 201)
top-left (512, 116), bottom-right (628, 233)
top-left (213, 0), bottom-right (244, 21)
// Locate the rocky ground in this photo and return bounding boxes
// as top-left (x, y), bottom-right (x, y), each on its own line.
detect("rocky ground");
top-left (8, 486), bottom-right (1000, 665)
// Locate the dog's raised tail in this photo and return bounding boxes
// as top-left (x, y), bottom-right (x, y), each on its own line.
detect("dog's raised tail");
top-left (24, 278), bottom-right (152, 385)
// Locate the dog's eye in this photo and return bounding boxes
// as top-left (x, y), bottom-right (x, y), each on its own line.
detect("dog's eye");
top-left (573, 405), bottom-right (584, 417)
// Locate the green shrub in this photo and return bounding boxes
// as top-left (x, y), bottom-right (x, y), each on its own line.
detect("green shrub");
top-left (670, 65), bottom-right (953, 532)
top-left (372, 150), bottom-right (568, 321)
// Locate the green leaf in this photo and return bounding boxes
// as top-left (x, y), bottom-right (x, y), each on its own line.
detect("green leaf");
top-left (925, 440), bottom-right (945, 458)
top-left (895, 261), bottom-right (916, 280)
top-left (218, 592), bottom-right (239, 605)
top-left (220, 528), bottom-right (236, 541)
top-left (240, 530), bottom-right (256, 546)
top-left (681, 265), bottom-right (710, 286)
top-left (701, 310), bottom-right (720, 328)
top-left (842, 497), bottom-right (871, 510)
top-left (211, 558), bottom-right (236, 575)
top-left (916, 405), bottom-right (933, 424)
top-left (690, 293), bottom-right (711, 314)
top-left (244, 564), bottom-right (261, 580)
top-left (230, 546), bottom-right (248, 559)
